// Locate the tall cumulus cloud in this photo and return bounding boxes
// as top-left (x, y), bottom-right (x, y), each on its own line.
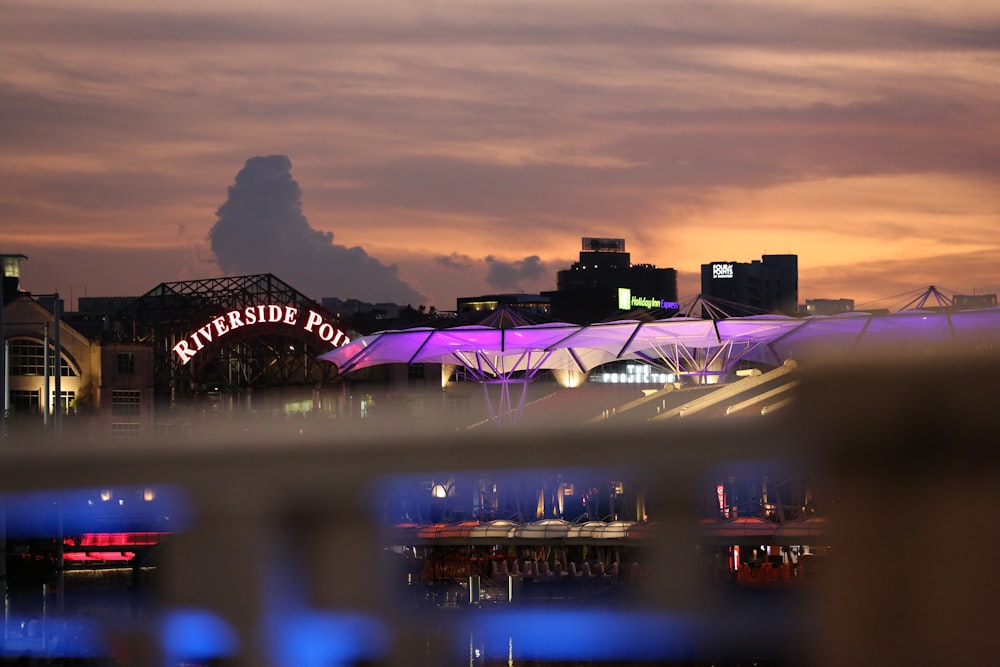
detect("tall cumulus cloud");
top-left (209, 155), bottom-right (426, 305)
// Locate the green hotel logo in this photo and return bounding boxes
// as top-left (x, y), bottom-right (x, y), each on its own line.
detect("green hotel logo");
top-left (618, 287), bottom-right (680, 311)
top-left (618, 287), bottom-right (632, 310)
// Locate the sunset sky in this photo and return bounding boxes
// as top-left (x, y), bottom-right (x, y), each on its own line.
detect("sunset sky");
top-left (2, 0), bottom-right (998, 312)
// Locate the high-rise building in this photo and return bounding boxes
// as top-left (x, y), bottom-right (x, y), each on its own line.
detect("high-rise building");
top-left (701, 254), bottom-right (798, 316)
top-left (544, 238), bottom-right (678, 324)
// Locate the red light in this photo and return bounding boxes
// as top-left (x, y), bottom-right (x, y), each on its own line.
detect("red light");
top-left (64, 531), bottom-right (169, 548)
top-left (63, 551), bottom-right (136, 562)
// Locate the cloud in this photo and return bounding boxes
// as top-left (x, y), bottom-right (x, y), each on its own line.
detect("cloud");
top-left (802, 248), bottom-right (1000, 307)
top-left (209, 155), bottom-right (426, 305)
top-left (435, 252), bottom-right (474, 270)
top-left (485, 255), bottom-right (549, 291)
top-left (3, 1), bottom-right (998, 313)
top-left (435, 252), bottom-right (559, 293)
top-left (429, 252), bottom-right (558, 295)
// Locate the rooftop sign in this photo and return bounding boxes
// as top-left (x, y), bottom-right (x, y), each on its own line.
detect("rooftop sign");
top-left (712, 263), bottom-right (734, 279)
top-left (618, 288), bottom-right (679, 311)
top-left (582, 237), bottom-right (625, 252)
top-left (172, 305), bottom-right (349, 365)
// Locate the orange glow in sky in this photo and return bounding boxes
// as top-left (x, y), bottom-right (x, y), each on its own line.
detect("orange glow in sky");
top-left (1, 0), bottom-right (998, 310)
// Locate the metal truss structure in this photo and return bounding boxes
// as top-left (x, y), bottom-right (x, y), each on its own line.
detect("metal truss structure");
top-left (323, 296), bottom-right (1000, 426)
top-left (119, 274), bottom-right (344, 405)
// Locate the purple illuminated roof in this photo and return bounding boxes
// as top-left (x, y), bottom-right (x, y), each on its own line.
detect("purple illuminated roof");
top-left (322, 323), bottom-right (600, 377)
top-left (320, 307), bottom-right (1000, 376)
top-left (766, 307), bottom-right (1000, 360)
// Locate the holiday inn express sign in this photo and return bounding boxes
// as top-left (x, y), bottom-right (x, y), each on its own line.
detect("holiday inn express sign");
top-left (172, 304), bottom-right (349, 365)
top-left (617, 287), bottom-right (679, 311)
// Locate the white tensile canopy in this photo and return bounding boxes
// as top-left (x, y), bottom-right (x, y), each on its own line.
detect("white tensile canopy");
top-left (318, 321), bottom-right (627, 425)
top-left (318, 317), bottom-right (731, 424)
top-left (319, 306), bottom-right (1000, 424)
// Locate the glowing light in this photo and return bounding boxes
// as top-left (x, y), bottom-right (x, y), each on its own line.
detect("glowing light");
top-left (461, 609), bottom-right (699, 662)
top-left (2, 485), bottom-right (193, 537)
top-left (172, 305), bottom-right (349, 365)
top-left (161, 608), bottom-right (240, 661)
top-left (712, 263), bottom-right (735, 279)
top-left (552, 368), bottom-right (587, 388)
top-left (268, 612), bottom-right (388, 667)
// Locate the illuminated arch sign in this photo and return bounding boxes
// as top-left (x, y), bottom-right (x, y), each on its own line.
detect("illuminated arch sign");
top-left (617, 288), bottom-right (679, 311)
top-left (172, 305), bottom-right (350, 365)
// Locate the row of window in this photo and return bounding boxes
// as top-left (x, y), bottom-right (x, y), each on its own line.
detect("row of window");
top-left (9, 390), bottom-right (142, 439)
top-left (5, 341), bottom-right (136, 377)
top-left (10, 389), bottom-right (76, 414)
top-left (7, 340), bottom-right (77, 377)
top-left (112, 390), bottom-right (141, 417)
top-left (7, 340), bottom-right (140, 438)
top-left (8, 390), bottom-right (140, 417)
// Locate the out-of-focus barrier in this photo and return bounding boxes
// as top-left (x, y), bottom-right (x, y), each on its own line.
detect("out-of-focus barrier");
top-left (0, 351), bottom-right (997, 666)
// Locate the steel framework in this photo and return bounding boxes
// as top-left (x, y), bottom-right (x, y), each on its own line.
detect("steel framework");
top-left (119, 274), bottom-right (345, 406)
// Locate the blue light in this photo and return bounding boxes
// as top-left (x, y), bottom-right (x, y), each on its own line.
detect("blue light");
top-left (1, 616), bottom-right (106, 659)
top-left (461, 608), bottom-right (701, 662)
top-left (161, 608), bottom-right (240, 661)
top-left (268, 611), bottom-right (389, 667)
top-left (1, 484), bottom-right (194, 536)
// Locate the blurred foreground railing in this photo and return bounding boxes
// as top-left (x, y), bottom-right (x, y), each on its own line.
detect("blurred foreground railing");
top-left (0, 352), bottom-right (998, 666)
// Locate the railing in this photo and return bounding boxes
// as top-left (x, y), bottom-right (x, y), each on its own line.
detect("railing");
top-left (0, 350), bottom-right (997, 666)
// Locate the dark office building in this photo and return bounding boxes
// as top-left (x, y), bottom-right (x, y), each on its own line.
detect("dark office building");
top-left (953, 293), bottom-right (997, 310)
top-left (543, 238), bottom-right (678, 324)
top-left (803, 298), bottom-right (855, 316)
top-left (457, 293), bottom-right (551, 315)
top-left (701, 254), bottom-right (798, 316)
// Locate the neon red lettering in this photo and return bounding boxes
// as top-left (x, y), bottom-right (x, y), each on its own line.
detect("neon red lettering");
top-left (227, 310), bottom-right (245, 330)
top-left (303, 310), bottom-right (323, 332)
top-left (212, 317), bottom-right (229, 336)
top-left (173, 340), bottom-right (196, 364)
top-left (194, 324), bottom-right (213, 349)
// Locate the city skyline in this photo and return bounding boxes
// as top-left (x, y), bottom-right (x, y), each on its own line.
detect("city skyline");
top-left (3, 1), bottom-right (998, 311)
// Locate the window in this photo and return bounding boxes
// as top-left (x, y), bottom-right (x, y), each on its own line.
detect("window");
top-left (10, 389), bottom-right (39, 415)
top-left (9, 390), bottom-right (75, 415)
top-left (112, 390), bottom-right (141, 417)
top-left (9, 339), bottom-right (77, 377)
top-left (112, 423), bottom-right (141, 439)
top-left (51, 390), bottom-right (76, 415)
top-left (117, 352), bottom-right (135, 374)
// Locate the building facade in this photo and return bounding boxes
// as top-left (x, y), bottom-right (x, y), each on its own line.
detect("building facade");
top-left (2, 256), bottom-right (156, 440)
top-left (701, 254), bottom-right (799, 316)
top-left (544, 238), bottom-right (678, 324)
top-left (456, 293), bottom-right (551, 315)
top-left (803, 298), bottom-right (855, 316)
top-left (1, 262), bottom-right (361, 440)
